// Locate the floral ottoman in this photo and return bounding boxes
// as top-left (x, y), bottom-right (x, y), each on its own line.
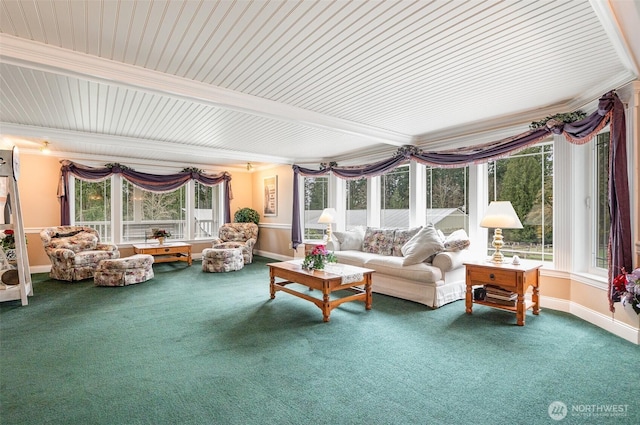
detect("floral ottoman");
top-left (201, 248), bottom-right (244, 273)
top-left (94, 254), bottom-right (154, 286)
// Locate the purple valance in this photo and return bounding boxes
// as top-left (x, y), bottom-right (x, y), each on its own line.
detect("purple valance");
top-left (59, 160), bottom-right (232, 227)
top-left (291, 91), bottom-right (632, 311)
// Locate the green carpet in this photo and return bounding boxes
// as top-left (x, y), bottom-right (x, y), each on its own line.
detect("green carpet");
top-left (1, 256), bottom-right (638, 425)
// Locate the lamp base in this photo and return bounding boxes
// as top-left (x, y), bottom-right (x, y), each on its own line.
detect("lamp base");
top-left (487, 252), bottom-right (506, 264)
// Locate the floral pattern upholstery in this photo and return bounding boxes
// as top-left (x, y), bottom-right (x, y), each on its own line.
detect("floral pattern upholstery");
top-left (362, 227), bottom-right (396, 256)
top-left (94, 254), bottom-right (154, 286)
top-left (40, 226), bottom-right (120, 282)
top-left (202, 248), bottom-right (244, 273)
top-left (391, 227), bottom-right (422, 256)
top-left (211, 223), bottom-right (258, 264)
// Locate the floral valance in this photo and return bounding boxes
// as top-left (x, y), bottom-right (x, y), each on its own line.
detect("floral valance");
top-left (58, 160), bottom-right (233, 226)
top-left (291, 91), bottom-right (632, 312)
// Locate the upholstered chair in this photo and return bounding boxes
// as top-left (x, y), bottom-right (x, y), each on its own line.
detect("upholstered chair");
top-left (40, 226), bottom-right (120, 281)
top-left (210, 223), bottom-right (259, 264)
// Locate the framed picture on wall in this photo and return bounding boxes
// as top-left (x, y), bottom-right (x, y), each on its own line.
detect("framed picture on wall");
top-left (263, 176), bottom-right (277, 217)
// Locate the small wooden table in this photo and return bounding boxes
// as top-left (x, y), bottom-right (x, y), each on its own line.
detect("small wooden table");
top-left (133, 242), bottom-right (192, 266)
top-left (464, 260), bottom-right (541, 326)
top-left (268, 261), bottom-right (374, 322)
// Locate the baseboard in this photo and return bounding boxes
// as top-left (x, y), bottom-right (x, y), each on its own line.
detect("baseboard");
top-left (541, 295), bottom-right (639, 345)
top-left (254, 249), bottom-right (293, 262)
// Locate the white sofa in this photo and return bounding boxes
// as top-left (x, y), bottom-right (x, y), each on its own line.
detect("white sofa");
top-left (325, 225), bottom-right (471, 308)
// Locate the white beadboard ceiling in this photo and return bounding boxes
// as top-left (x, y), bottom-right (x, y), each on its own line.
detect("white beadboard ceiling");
top-left (0, 0), bottom-right (638, 170)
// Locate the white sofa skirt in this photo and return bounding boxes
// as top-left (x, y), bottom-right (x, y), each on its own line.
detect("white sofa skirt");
top-left (371, 267), bottom-right (466, 308)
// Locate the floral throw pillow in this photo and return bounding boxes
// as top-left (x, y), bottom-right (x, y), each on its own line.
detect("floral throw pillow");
top-left (392, 227), bottom-right (422, 256)
top-left (362, 227), bottom-right (395, 256)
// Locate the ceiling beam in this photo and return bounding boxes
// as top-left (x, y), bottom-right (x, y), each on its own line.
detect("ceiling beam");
top-left (0, 34), bottom-right (410, 148)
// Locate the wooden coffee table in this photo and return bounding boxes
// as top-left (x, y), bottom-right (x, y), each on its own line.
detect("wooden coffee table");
top-left (133, 242), bottom-right (192, 266)
top-left (268, 261), bottom-right (374, 322)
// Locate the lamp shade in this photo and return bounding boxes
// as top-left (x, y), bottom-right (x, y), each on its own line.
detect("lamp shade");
top-left (317, 208), bottom-right (336, 224)
top-left (479, 201), bottom-right (523, 229)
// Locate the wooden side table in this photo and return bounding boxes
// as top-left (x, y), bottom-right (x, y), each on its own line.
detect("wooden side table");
top-left (133, 242), bottom-right (192, 266)
top-left (464, 260), bottom-right (541, 326)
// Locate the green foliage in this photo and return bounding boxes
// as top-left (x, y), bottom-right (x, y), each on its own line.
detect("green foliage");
top-left (381, 166), bottom-right (409, 209)
top-left (234, 207), bottom-right (260, 224)
top-left (529, 110), bottom-right (587, 130)
top-left (490, 145), bottom-right (553, 245)
top-left (304, 177), bottom-right (328, 210)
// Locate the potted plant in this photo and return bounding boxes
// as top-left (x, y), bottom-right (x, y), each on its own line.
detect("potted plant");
top-left (151, 229), bottom-right (171, 245)
top-left (234, 207), bottom-right (260, 225)
top-left (0, 229), bottom-right (18, 262)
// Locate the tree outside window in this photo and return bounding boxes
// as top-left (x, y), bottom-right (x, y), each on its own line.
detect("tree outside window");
top-left (426, 166), bottom-right (469, 235)
top-left (381, 165), bottom-right (409, 228)
top-left (346, 178), bottom-right (367, 230)
top-left (74, 178), bottom-right (112, 242)
top-left (488, 143), bottom-right (553, 261)
top-left (303, 176), bottom-right (328, 239)
top-left (122, 180), bottom-right (186, 242)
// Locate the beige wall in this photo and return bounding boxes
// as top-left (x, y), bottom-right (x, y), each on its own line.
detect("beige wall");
top-left (250, 164), bottom-right (295, 258)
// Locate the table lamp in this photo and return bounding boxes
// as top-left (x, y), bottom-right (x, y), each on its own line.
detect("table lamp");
top-left (317, 208), bottom-right (336, 242)
top-left (479, 201), bottom-right (523, 263)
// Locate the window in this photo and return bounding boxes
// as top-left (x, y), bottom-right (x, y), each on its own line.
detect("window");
top-left (122, 180), bottom-right (186, 242)
top-left (72, 173), bottom-right (223, 244)
top-left (303, 176), bottom-right (329, 239)
top-left (195, 181), bottom-right (221, 239)
top-left (381, 165), bottom-right (409, 228)
top-left (426, 166), bottom-right (469, 235)
top-left (73, 178), bottom-right (112, 242)
top-left (594, 132), bottom-right (610, 269)
top-left (487, 143), bottom-right (553, 261)
top-left (345, 178), bottom-right (367, 230)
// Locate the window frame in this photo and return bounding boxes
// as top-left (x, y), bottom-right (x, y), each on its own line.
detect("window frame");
top-left (70, 174), bottom-right (224, 244)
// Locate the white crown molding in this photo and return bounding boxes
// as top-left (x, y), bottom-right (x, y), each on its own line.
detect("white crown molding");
top-left (591, 0), bottom-right (640, 77)
top-left (0, 122), bottom-right (290, 167)
top-left (0, 34), bottom-right (410, 148)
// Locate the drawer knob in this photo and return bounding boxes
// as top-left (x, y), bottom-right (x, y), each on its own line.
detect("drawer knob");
top-left (164, 248), bottom-right (170, 252)
top-left (489, 273), bottom-right (495, 280)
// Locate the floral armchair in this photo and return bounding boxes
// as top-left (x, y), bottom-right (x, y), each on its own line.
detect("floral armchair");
top-left (40, 226), bottom-right (120, 281)
top-left (211, 223), bottom-right (259, 264)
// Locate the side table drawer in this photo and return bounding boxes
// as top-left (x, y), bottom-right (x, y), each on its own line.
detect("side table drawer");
top-left (468, 268), bottom-right (517, 287)
top-left (146, 246), bottom-right (186, 255)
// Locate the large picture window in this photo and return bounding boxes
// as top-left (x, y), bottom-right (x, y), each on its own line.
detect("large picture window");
top-left (73, 178), bottom-right (112, 242)
top-left (303, 176), bottom-right (329, 240)
top-left (381, 165), bottom-right (409, 228)
top-left (71, 172), bottom-right (224, 244)
top-left (488, 143), bottom-right (553, 261)
top-left (194, 182), bottom-right (220, 239)
top-left (121, 180), bottom-right (186, 243)
top-left (346, 178), bottom-right (367, 230)
top-left (426, 166), bottom-right (469, 235)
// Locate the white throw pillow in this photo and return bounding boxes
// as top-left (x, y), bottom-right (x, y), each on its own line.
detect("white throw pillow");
top-left (332, 226), bottom-right (365, 251)
top-left (400, 224), bottom-right (444, 266)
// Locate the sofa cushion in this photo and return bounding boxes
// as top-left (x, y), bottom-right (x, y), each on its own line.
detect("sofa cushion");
top-left (333, 251), bottom-right (380, 268)
top-left (364, 255), bottom-right (442, 283)
top-left (444, 229), bottom-right (471, 251)
top-left (362, 227), bottom-right (395, 256)
top-left (400, 224), bottom-right (444, 266)
top-left (49, 233), bottom-right (98, 253)
top-left (392, 226), bottom-right (421, 256)
top-left (332, 226), bottom-right (365, 251)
